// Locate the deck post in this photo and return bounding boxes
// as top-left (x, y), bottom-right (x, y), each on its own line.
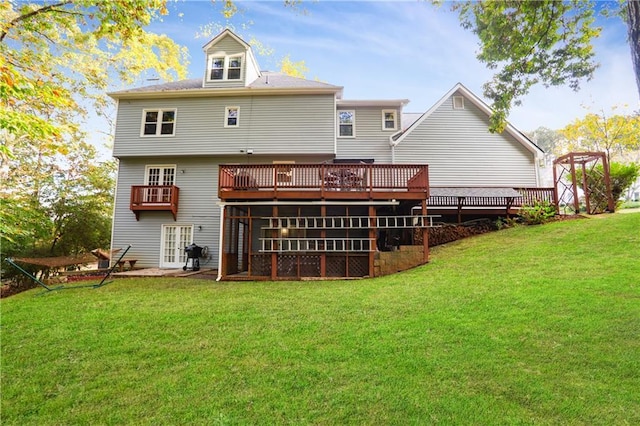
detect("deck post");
top-left (369, 205), bottom-right (376, 277)
top-left (271, 205), bottom-right (278, 280)
top-left (320, 205), bottom-right (326, 278)
top-left (422, 200), bottom-right (429, 263)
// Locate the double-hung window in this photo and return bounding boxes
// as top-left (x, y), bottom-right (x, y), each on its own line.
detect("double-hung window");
top-left (225, 106), bottom-right (239, 127)
top-left (338, 110), bottom-right (355, 137)
top-left (208, 54), bottom-right (243, 81)
top-left (382, 110), bottom-right (397, 130)
top-left (210, 57), bottom-right (225, 80)
top-left (141, 109), bottom-right (176, 137)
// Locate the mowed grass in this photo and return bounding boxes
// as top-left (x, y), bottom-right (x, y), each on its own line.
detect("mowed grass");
top-left (1, 213), bottom-right (639, 425)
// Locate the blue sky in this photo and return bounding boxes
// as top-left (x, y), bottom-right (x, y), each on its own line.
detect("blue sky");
top-left (121, 1), bottom-right (637, 133)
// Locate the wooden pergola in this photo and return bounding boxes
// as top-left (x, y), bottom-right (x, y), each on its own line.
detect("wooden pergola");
top-left (553, 152), bottom-right (615, 214)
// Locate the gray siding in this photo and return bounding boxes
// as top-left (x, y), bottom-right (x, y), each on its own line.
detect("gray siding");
top-left (112, 157), bottom-right (221, 269)
top-left (203, 36), bottom-right (248, 88)
top-left (111, 155), bottom-right (334, 269)
top-left (336, 107), bottom-right (396, 163)
top-left (113, 94), bottom-right (337, 157)
top-left (394, 94), bottom-right (538, 186)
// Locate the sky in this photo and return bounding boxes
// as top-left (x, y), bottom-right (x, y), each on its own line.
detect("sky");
top-left (105, 0), bottom-right (638, 142)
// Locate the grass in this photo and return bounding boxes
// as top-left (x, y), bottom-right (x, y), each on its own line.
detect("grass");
top-left (2, 212), bottom-right (639, 425)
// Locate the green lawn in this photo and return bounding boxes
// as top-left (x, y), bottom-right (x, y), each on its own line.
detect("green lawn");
top-left (2, 213), bottom-right (639, 425)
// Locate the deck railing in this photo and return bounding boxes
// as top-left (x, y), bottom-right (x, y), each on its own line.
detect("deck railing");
top-left (219, 163), bottom-right (429, 197)
top-left (130, 185), bottom-right (180, 220)
top-left (427, 187), bottom-right (556, 209)
top-left (513, 187), bottom-right (556, 206)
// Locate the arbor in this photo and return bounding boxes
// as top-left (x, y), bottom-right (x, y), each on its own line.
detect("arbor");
top-left (449, 0), bottom-right (639, 132)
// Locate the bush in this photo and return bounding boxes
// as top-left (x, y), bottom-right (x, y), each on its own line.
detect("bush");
top-left (519, 200), bottom-right (557, 225)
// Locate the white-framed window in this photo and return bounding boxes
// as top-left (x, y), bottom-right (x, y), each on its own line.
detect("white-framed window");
top-left (382, 109), bottom-right (397, 130)
top-left (227, 56), bottom-right (242, 80)
top-left (209, 57), bottom-right (225, 80)
top-left (208, 54), bottom-right (243, 81)
top-left (225, 106), bottom-right (240, 127)
top-left (338, 110), bottom-right (355, 138)
top-left (453, 96), bottom-right (465, 110)
top-left (144, 165), bottom-right (176, 203)
top-left (141, 109), bottom-right (176, 137)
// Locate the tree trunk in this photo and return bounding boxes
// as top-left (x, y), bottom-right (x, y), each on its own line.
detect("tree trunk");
top-left (629, 0), bottom-right (640, 98)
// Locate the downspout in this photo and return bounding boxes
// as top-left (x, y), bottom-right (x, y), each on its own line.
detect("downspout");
top-left (216, 203), bottom-right (225, 282)
top-left (389, 130), bottom-right (402, 165)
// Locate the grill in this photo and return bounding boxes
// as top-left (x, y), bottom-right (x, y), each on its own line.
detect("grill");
top-left (183, 243), bottom-right (204, 271)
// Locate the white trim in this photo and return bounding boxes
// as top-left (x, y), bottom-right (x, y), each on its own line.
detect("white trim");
top-left (219, 200), bottom-right (400, 206)
top-left (392, 83), bottom-right (544, 156)
top-left (110, 86), bottom-right (342, 100)
top-left (144, 164), bottom-right (177, 185)
top-left (224, 106), bottom-right (240, 128)
top-left (206, 53), bottom-right (244, 82)
top-left (140, 108), bottom-right (177, 137)
top-left (337, 109), bottom-right (355, 138)
top-left (382, 109), bottom-right (398, 131)
top-left (159, 224), bottom-right (194, 268)
top-left (337, 99), bottom-right (409, 107)
top-left (453, 96), bottom-right (465, 110)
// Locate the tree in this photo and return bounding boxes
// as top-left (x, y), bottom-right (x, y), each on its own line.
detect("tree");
top-left (449, 0), bottom-right (639, 132)
top-left (0, 133), bottom-right (115, 258)
top-left (279, 54), bottom-right (309, 78)
top-left (560, 110), bottom-right (640, 163)
top-left (0, 0), bottom-right (189, 157)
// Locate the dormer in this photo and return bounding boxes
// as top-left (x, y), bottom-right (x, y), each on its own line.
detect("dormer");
top-left (202, 29), bottom-right (261, 88)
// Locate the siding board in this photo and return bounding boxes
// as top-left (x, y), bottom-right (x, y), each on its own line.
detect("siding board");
top-left (113, 95), bottom-right (336, 157)
top-left (394, 94), bottom-right (538, 186)
top-left (336, 107), bottom-right (395, 162)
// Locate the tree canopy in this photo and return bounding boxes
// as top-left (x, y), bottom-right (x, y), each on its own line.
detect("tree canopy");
top-left (449, 0), bottom-right (639, 132)
top-left (0, 0), bottom-right (189, 157)
top-left (1, 0), bottom-right (189, 261)
top-left (560, 110), bottom-right (640, 163)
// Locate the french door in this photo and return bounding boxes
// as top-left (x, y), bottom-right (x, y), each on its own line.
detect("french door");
top-left (145, 165), bottom-right (175, 203)
top-left (161, 225), bottom-right (193, 268)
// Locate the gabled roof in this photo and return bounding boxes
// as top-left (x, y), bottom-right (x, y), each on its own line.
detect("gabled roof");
top-left (108, 72), bottom-right (343, 99)
top-left (201, 28), bottom-right (251, 52)
top-left (392, 83), bottom-right (544, 155)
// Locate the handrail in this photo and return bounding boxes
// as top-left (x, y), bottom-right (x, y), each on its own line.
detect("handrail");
top-left (218, 163), bottom-right (429, 194)
top-left (130, 185), bottom-right (180, 221)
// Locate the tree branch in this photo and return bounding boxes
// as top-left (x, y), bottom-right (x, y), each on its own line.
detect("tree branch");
top-left (1, 1), bottom-right (73, 42)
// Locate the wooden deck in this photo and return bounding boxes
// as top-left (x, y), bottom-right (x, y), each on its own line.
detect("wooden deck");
top-left (130, 185), bottom-right (180, 220)
top-left (218, 163), bottom-right (429, 201)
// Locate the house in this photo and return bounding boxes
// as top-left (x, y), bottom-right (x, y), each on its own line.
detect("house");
top-left (108, 29), bottom-right (551, 280)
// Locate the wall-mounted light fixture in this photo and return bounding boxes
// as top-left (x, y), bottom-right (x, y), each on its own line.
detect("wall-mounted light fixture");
top-left (198, 225), bottom-right (203, 231)
top-left (180, 169), bottom-right (185, 174)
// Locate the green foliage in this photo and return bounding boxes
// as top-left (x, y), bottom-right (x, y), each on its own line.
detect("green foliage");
top-left (0, 138), bottom-right (115, 259)
top-left (2, 213), bottom-right (639, 423)
top-left (561, 110), bottom-right (640, 163)
top-left (575, 162), bottom-right (640, 211)
top-left (450, 0), bottom-right (604, 132)
top-left (0, 0), bottom-right (189, 154)
top-left (518, 200), bottom-right (558, 224)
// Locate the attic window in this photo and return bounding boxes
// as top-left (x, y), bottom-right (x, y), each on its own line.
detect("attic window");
top-left (453, 96), bottom-right (465, 110)
top-left (208, 54), bottom-right (243, 81)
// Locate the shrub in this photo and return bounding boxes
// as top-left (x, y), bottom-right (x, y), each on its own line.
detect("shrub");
top-left (519, 200), bottom-right (557, 225)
